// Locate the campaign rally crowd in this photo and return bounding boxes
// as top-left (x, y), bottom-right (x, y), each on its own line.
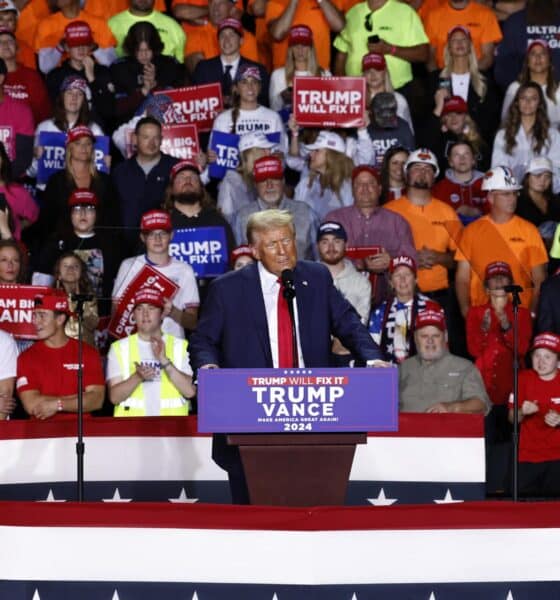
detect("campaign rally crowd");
top-left (0, 0), bottom-right (559, 499)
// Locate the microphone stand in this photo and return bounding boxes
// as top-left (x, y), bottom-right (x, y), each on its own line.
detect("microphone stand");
top-left (283, 283), bottom-right (298, 368)
top-left (508, 286), bottom-right (522, 502)
top-left (72, 295), bottom-right (88, 502)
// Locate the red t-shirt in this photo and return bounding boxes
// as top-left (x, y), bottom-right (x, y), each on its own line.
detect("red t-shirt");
top-left (4, 65), bottom-right (52, 124)
top-left (433, 176), bottom-right (489, 214)
top-left (17, 338), bottom-right (104, 399)
top-left (0, 95), bottom-right (34, 161)
top-left (509, 369), bottom-right (560, 463)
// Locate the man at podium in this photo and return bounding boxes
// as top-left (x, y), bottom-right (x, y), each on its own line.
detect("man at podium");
top-left (190, 209), bottom-right (384, 503)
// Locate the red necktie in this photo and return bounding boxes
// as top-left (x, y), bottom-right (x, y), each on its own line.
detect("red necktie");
top-left (277, 279), bottom-right (295, 368)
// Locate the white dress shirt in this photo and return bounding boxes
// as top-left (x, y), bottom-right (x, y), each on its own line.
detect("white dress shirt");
top-left (258, 261), bottom-right (304, 368)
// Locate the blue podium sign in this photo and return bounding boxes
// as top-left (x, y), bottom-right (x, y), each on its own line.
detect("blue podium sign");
top-left (197, 367), bottom-right (398, 433)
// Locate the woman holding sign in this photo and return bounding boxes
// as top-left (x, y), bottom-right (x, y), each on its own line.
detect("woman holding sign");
top-left (211, 65), bottom-right (288, 156)
top-left (269, 25), bottom-right (328, 114)
top-left (29, 75), bottom-right (105, 187)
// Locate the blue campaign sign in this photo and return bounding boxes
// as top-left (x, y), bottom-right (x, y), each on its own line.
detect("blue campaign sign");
top-left (208, 131), bottom-right (282, 180)
top-left (198, 367), bottom-right (399, 433)
top-left (37, 131), bottom-right (110, 185)
top-left (169, 226), bottom-right (228, 278)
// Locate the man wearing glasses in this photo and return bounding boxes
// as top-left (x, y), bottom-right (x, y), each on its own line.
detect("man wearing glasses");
top-left (112, 209), bottom-right (200, 337)
top-left (333, 0), bottom-right (429, 93)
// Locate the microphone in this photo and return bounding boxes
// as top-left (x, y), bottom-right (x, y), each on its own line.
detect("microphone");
top-left (503, 285), bottom-right (523, 294)
top-left (281, 269), bottom-right (296, 300)
top-left (70, 293), bottom-right (95, 303)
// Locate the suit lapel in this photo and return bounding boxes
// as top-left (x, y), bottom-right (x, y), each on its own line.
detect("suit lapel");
top-left (293, 264), bottom-right (312, 362)
top-left (242, 263), bottom-right (273, 366)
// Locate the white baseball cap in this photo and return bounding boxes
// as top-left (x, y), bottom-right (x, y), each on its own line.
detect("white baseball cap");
top-left (0, 1), bottom-right (18, 15)
top-left (238, 132), bottom-right (277, 154)
top-left (481, 166), bottom-right (522, 191)
top-left (526, 157), bottom-right (553, 175)
top-left (305, 131), bottom-right (346, 154)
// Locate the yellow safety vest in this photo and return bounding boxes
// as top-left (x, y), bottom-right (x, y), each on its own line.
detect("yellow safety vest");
top-left (112, 333), bottom-right (190, 417)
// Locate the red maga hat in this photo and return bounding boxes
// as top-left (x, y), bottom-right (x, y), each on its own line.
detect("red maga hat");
top-left (362, 53), bottom-right (386, 72)
top-left (68, 189), bottom-right (98, 207)
top-left (390, 255), bottom-right (417, 275)
top-left (217, 17), bottom-right (243, 37)
top-left (484, 261), bottom-right (512, 281)
top-left (140, 210), bottom-right (172, 232)
top-left (415, 309), bottom-right (446, 331)
top-left (66, 125), bottom-right (94, 145)
top-left (133, 288), bottom-right (165, 309)
top-left (531, 332), bottom-right (560, 354)
top-left (288, 25), bottom-right (313, 47)
top-left (253, 155), bottom-right (283, 183)
top-left (64, 20), bottom-right (94, 48)
top-left (441, 95), bottom-right (468, 116)
top-left (170, 158), bottom-right (201, 181)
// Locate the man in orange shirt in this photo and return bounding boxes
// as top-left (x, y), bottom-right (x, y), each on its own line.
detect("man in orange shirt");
top-left (385, 147), bottom-right (464, 353)
top-left (455, 166), bottom-right (548, 318)
top-left (266, 0), bottom-right (345, 71)
top-left (182, 0), bottom-right (258, 73)
top-left (172, 0), bottom-right (244, 67)
top-left (423, 0), bottom-right (502, 71)
top-left (35, 0), bottom-right (117, 74)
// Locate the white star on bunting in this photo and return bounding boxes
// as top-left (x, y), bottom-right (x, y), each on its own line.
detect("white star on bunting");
top-left (102, 488), bottom-right (132, 502)
top-left (38, 489), bottom-right (66, 502)
top-left (367, 488), bottom-right (398, 506)
top-left (169, 488), bottom-right (198, 503)
top-left (433, 489), bottom-right (463, 504)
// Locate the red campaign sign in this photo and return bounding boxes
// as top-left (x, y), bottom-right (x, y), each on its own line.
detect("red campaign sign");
top-left (0, 285), bottom-right (51, 339)
top-left (155, 83), bottom-right (223, 132)
top-left (161, 123), bottom-right (200, 160)
top-left (293, 76), bottom-right (366, 128)
top-left (108, 266), bottom-right (179, 339)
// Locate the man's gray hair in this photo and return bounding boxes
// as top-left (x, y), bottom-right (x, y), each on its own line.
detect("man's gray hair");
top-left (246, 209), bottom-right (295, 244)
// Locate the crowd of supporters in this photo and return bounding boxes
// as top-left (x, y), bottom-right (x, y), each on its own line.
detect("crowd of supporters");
top-left (0, 0), bottom-right (559, 496)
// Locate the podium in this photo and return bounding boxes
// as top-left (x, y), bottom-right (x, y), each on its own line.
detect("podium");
top-left (198, 368), bottom-right (398, 506)
top-left (228, 433), bottom-right (366, 506)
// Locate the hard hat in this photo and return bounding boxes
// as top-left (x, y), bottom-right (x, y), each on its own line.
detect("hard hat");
top-left (481, 166), bottom-right (522, 192)
top-left (404, 148), bottom-right (440, 178)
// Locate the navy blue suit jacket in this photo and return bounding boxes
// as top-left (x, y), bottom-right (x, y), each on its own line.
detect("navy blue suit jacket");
top-left (190, 260), bottom-right (381, 371)
top-left (192, 55), bottom-right (270, 107)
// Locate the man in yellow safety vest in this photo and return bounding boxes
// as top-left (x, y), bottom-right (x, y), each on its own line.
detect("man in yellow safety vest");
top-left (106, 287), bottom-right (196, 417)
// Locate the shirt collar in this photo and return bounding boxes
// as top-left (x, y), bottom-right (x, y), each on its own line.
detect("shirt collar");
top-left (258, 260), bottom-right (280, 293)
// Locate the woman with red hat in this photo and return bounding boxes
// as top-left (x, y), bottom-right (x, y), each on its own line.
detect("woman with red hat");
top-left (362, 52), bottom-right (413, 133)
top-left (467, 260), bottom-right (532, 441)
top-left (37, 124), bottom-right (119, 245)
top-left (508, 331), bottom-right (560, 496)
top-left (269, 25), bottom-right (328, 114)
